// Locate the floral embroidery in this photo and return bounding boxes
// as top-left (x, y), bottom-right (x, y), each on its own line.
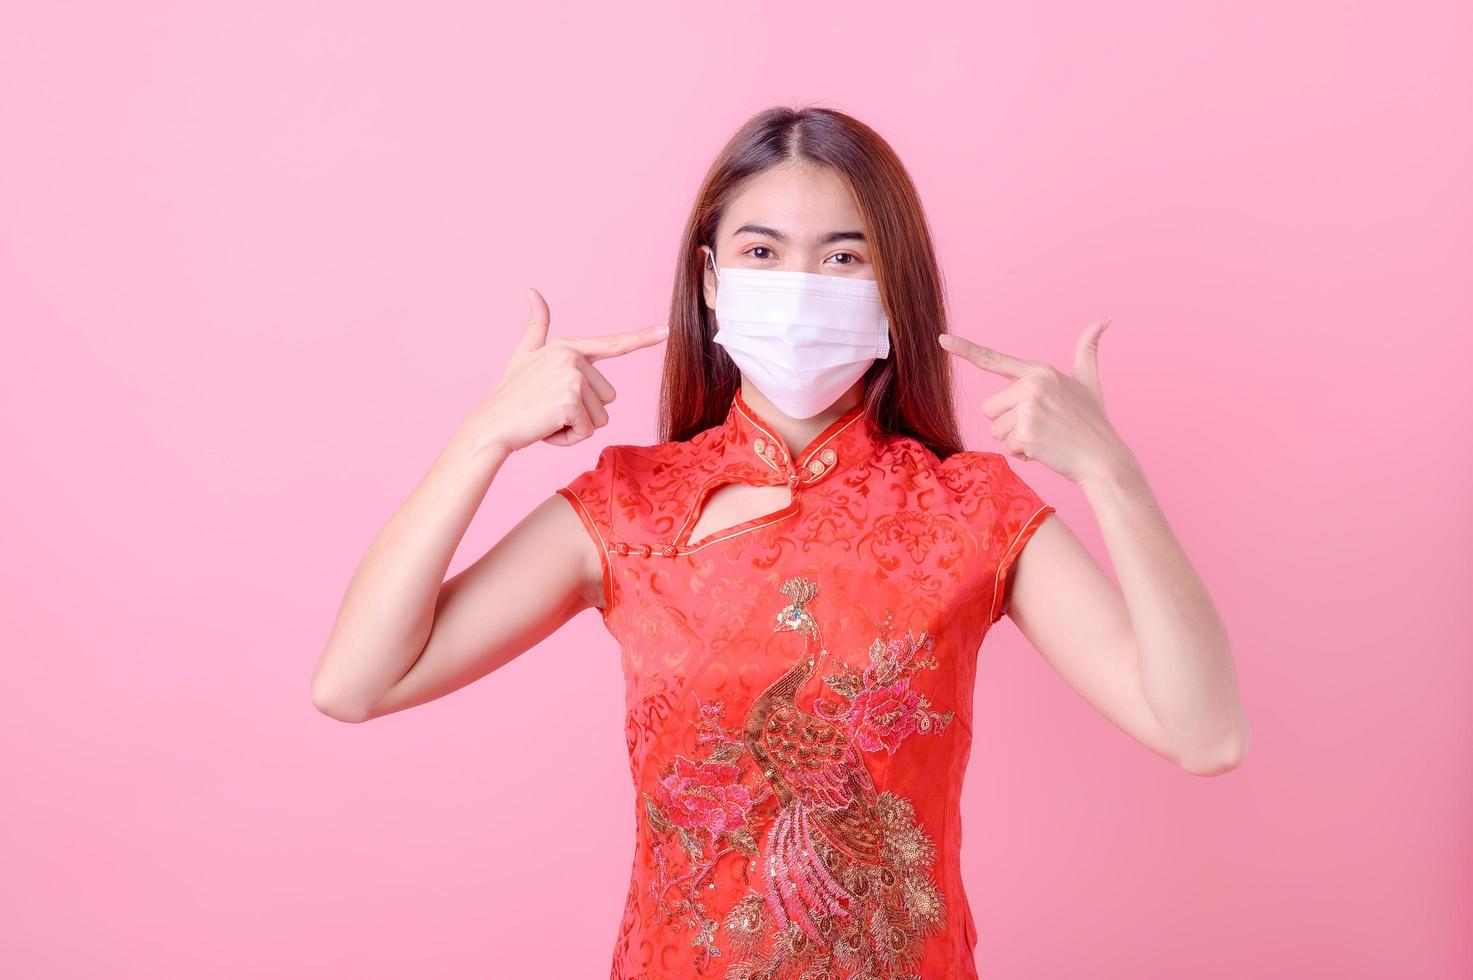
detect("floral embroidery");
top-left (565, 387), bottom-right (1057, 979)
top-left (656, 756), bottom-right (757, 838)
top-left (643, 698), bottom-right (770, 971)
top-left (641, 577), bottom-right (952, 978)
top-left (816, 616), bottom-right (955, 753)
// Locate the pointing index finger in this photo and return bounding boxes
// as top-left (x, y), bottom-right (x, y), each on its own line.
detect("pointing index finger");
top-left (938, 333), bottom-right (1031, 379)
top-left (557, 324), bottom-right (669, 361)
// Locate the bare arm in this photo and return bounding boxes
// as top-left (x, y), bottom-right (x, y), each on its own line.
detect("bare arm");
top-left (309, 434), bottom-right (602, 722)
top-left (1006, 458), bottom-right (1248, 776)
top-left (941, 319), bottom-right (1251, 776)
top-left (310, 288), bottom-right (664, 722)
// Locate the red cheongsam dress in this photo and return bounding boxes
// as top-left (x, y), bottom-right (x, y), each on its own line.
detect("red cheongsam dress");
top-left (557, 387), bottom-right (1055, 980)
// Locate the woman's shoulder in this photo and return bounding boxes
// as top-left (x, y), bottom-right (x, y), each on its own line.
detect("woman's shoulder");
top-left (876, 431), bottom-right (1002, 480)
top-left (567, 424), bottom-right (719, 483)
top-left (877, 432), bottom-right (1047, 506)
top-left (556, 424), bottom-right (720, 522)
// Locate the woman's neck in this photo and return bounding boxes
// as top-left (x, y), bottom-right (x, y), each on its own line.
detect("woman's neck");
top-left (739, 378), bottom-right (865, 458)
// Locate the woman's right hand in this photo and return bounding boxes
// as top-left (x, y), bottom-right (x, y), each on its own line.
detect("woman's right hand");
top-left (461, 286), bottom-right (668, 453)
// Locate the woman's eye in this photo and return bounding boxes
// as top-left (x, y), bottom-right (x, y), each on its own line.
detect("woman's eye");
top-left (829, 252), bottom-right (861, 266)
top-left (747, 246), bottom-right (774, 260)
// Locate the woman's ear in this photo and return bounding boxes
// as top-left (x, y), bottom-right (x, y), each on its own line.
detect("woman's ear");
top-left (701, 246), bottom-right (717, 312)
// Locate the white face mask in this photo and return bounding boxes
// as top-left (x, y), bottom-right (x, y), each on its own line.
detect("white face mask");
top-left (707, 250), bottom-right (890, 420)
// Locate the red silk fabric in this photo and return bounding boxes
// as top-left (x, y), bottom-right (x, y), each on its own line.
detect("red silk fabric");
top-left (558, 388), bottom-right (1054, 979)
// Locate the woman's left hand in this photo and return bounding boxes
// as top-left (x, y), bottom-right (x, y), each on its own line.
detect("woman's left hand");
top-left (939, 318), bottom-right (1136, 486)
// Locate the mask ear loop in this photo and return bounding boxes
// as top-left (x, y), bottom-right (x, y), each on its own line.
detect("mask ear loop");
top-left (707, 246), bottom-right (720, 284)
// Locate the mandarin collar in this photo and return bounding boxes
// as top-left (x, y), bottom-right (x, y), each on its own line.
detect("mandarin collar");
top-left (713, 387), bottom-right (877, 491)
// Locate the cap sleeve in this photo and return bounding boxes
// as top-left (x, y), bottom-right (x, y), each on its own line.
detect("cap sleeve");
top-left (556, 446), bottom-right (619, 613)
top-left (982, 453), bottom-right (1056, 625)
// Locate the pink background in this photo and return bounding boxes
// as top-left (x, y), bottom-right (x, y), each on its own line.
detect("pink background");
top-left (3, 2), bottom-right (1469, 977)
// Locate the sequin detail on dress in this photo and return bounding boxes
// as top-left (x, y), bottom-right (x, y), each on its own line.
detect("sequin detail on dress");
top-left (641, 577), bottom-right (952, 978)
top-left (560, 387), bottom-right (1057, 977)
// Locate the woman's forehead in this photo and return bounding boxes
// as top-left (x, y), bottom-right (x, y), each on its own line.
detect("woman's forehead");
top-left (719, 163), bottom-right (864, 240)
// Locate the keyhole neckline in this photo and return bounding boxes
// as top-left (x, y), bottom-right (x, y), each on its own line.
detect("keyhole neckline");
top-left (663, 388), bottom-right (879, 552)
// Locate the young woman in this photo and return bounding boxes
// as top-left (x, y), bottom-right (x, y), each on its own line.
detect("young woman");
top-left (311, 106), bottom-right (1250, 979)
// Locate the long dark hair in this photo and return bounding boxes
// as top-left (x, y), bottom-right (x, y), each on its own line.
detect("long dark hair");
top-left (657, 105), bottom-right (964, 460)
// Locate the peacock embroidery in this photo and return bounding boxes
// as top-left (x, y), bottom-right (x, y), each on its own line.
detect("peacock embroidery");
top-left (641, 577), bottom-right (954, 978)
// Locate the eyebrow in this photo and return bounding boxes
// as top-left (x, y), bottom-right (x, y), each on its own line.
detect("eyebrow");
top-left (731, 223), bottom-right (867, 245)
